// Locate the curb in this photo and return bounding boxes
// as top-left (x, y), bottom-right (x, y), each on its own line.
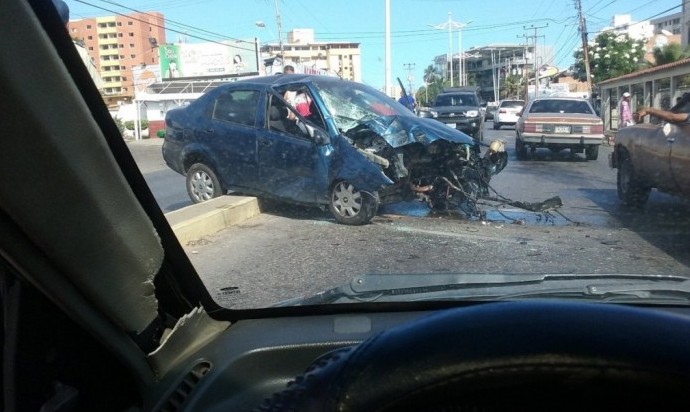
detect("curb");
top-left (165, 195), bottom-right (261, 244)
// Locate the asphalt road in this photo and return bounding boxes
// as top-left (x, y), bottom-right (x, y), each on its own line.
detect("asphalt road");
top-left (128, 124), bottom-right (690, 309)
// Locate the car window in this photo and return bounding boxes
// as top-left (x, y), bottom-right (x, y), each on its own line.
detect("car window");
top-left (500, 101), bottom-right (524, 108)
top-left (267, 94), bottom-right (311, 139)
top-left (212, 90), bottom-right (259, 126)
top-left (435, 94), bottom-right (477, 107)
top-left (529, 99), bottom-right (593, 114)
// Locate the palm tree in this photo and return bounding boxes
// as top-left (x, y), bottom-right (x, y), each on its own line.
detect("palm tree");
top-left (502, 74), bottom-right (522, 99)
top-left (423, 64), bottom-right (440, 84)
top-left (653, 43), bottom-right (690, 66)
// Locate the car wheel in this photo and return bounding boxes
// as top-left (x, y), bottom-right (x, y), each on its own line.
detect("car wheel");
top-left (328, 181), bottom-right (378, 225)
top-left (617, 153), bottom-right (650, 208)
top-left (515, 137), bottom-right (527, 160)
top-left (459, 169), bottom-right (481, 216)
top-left (585, 144), bottom-right (599, 160)
top-left (186, 163), bottom-right (225, 203)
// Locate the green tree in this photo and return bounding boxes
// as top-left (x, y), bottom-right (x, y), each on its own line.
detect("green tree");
top-left (652, 43), bottom-right (690, 66)
top-left (573, 31), bottom-right (646, 84)
top-left (501, 74), bottom-right (523, 99)
top-left (423, 64), bottom-right (440, 84)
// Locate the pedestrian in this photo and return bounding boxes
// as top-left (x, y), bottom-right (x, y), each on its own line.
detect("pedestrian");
top-left (398, 91), bottom-right (416, 112)
top-left (618, 92), bottom-right (634, 128)
top-left (284, 65), bottom-right (295, 74)
top-left (613, 92), bottom-right (634, 145)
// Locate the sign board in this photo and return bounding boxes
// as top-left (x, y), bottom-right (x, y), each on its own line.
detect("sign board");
top-left (132, 65), bottom-right (161, 93)
top-left (159, 40), bottom-right (259, 80)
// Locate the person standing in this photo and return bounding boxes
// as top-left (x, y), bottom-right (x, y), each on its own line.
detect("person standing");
top-left (613, 92), bottom-right (634, 145)
top-left (398, 91), bottom-right (416, 112)
top-left (618, 92), bottom-right (633, 128)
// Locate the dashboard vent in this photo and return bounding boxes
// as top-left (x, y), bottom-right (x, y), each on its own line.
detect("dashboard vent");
top-left (158, 361), bottom-right (212, 412)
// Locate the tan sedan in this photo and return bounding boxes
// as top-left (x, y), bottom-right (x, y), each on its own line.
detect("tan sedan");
top-left (610, 121), bottom-right (690, 207)
top-left (515, 97), bottom-right (605, 160)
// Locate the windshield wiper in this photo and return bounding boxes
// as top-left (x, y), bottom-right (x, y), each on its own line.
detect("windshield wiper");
top-left (274, 273), bottom-right (690, 306)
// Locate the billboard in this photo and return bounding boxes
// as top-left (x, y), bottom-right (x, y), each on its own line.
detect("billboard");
top-left (159, 40), bottom-right (259, 80)
top-left (132, 65), bottom-right (161, 93)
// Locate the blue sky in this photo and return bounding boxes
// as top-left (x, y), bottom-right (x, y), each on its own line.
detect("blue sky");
top-left (68, 0), bottom-right (681, 90)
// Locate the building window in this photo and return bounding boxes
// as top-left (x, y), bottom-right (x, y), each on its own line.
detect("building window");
top-left (88, 47), bottom-right (93, 51)
top-left (129, 33), bottom-right (134, 37)
top-left (130, 43), bottom-right (135, 48)
top-left (128, 21), bottom-right (133, 25)
top-left (87, 35), bottom-right (92, 40)
top-left (131, 54), bottom-right (136, 58)
top-left (118, 33), bottom-right (123, 37)
top-left (117, 22), bottom-right (122, 26)
top-left (86, 24), bottom-right (91, 29)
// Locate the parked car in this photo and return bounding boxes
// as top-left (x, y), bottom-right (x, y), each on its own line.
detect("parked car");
top-left (418, 87), bottom-right (485, 141)
top-left (493, 99), bottom-right (525, 130)
top-left (162, 76), bottom-right (508, 224)
top-left (515, 97), bottom-right (604, 160)
top-left (484, 101), bottom-right (498, 120)
top-left (609, 96), bottom-right (690, 207)
top-left (9, 2), bottom-right (690, 412)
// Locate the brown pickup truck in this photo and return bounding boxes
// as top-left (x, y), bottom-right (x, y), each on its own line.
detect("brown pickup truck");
top-left (610, 120), bottom-right (690, 207)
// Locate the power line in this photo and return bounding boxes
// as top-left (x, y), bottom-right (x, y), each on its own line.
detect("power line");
top-left (72, 0), bottom-right (257, 51)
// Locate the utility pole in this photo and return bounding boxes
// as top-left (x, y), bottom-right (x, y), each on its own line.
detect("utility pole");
top-left (575, 0), bottom-right (593, 95)
top-left (385, 0), bottom-right (391, 96)
top-left (522, 24), bottom-right (547, 99)
top-left (274, 0), bottom-right (283, 57)
top-left (403, 62), bottom-right (416, 94)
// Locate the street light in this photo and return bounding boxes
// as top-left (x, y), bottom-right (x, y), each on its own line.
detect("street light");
top-left (457, 20), bottom-right (472, 86)
top-left (430, 13), bottom-right (471, 88)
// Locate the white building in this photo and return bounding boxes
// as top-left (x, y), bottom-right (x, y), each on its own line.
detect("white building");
top-left (261, 29), bottom-right (362, 82)
top-left (599, 15), bottom-right (654, 41)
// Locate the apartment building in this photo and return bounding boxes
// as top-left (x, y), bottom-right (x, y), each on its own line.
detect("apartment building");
top-left (261, 29), bottom-right (361, 82)
top-left (68, 12), bottom-right (166, 107)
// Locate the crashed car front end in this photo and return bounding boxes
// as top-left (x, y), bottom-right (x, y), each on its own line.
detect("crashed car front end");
top-left (311, 79), bottom-right (508, 215)
top-left (346, 117), bottom-right (507, 213)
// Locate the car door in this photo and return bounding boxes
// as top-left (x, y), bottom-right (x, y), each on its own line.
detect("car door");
top-left (669, 122), bottom-right (690, 195)
top-left (257, 91), bottom-right (323, 203)
top-left (200, 88), bottom-right (261, 190)
top-left (634, 125), bottom-right (674, 191)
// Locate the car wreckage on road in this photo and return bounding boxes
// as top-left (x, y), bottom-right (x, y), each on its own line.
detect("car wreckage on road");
top-left (163, 75), bottom-right (508, 225)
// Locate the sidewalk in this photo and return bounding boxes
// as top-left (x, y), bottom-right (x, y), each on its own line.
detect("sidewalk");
top-left (126, 137), bottom-right (263, 243)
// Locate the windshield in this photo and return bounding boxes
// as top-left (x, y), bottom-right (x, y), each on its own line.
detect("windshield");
top-left (435, 94), bottom-right (478, 107)
top-left (63, 0), bottom-right (690, 311)
top-left (529, 99), bottom-right (594, 114)
top-left (311, 78), bottom-right (411, 133)
top-left (500, 100), bottom-right (524, 108)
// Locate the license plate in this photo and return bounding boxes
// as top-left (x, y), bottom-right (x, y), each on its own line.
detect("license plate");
top-left (446, 123), bottom-right (456, 128)
top-left (554, 125), bottom-right (571, 134)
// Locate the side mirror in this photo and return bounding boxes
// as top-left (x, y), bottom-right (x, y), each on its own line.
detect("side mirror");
top-left (308, 125), bottom-right (331, 145)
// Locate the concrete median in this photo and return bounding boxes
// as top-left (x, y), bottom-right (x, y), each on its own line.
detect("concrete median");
top-left (165, 195), bottom-right (261, 244)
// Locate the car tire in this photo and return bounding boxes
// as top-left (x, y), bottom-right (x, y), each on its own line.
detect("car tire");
top-left (585, 144), bottom-right (599, 160)
top-left (328, 181), bottom-right (378, 225)
top-left (515, 136), bottom-right (527, 160)
top-left (617, 153), bottom-right (650, 208)
top-left (186, 163), bottom-right (225, 203)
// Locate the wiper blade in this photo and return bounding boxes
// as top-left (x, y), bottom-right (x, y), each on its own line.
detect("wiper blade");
top-left (274, 273), bottom-right (690, 306)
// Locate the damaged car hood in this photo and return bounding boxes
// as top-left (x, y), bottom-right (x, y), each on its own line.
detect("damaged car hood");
top-left (356, 114), bottom-right (476, 148)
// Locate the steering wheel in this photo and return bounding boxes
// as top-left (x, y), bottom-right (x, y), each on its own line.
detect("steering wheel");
top-left (256, 301), bottom-right (690, 411)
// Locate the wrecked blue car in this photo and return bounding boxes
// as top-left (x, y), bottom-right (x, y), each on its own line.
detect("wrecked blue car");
top-left (162, 75), bottom-right (507, 225)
